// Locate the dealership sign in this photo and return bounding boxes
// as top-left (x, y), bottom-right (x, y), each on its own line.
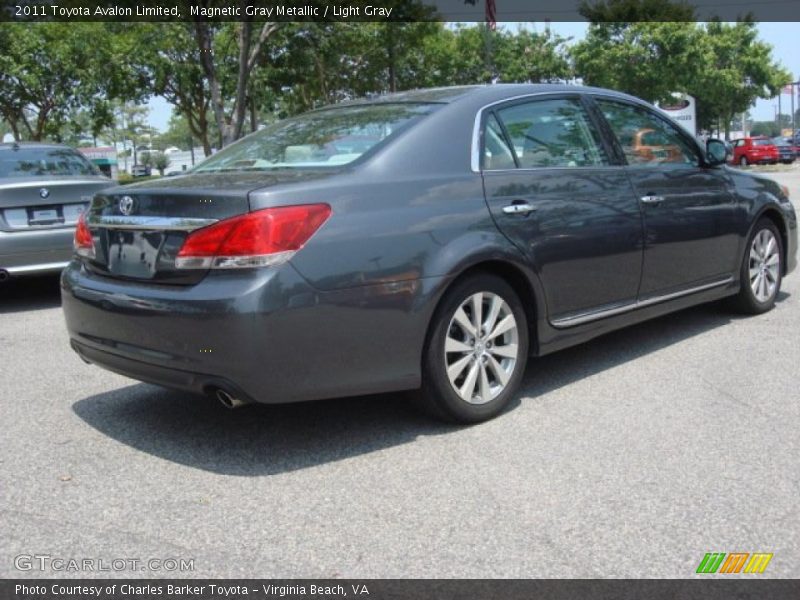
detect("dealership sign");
top-left (657, 93), bottom-right (697, 137)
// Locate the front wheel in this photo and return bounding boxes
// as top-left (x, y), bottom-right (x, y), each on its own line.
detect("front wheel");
top-left (739, 156), bottom-right (748, 166)
top-left (730, 218), bottom-right (783, 314)
top-left (416, 274), bottom-right (529, 423)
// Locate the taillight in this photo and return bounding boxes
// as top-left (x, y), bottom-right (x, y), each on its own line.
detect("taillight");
top-left (175, 204), bottom-right (331, 269)
top-left (74, 212), bottom-right (95, 258)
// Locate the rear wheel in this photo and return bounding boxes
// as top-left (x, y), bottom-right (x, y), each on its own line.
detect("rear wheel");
top-left (416, 274), bottom-right (529, 423)
top-left (739, 156), bottom-right (748, 166)
top-left (731, 218), bottom-right (783, 314)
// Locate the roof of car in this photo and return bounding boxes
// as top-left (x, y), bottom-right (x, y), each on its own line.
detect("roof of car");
top-left (0, 141), bottom-right (70, 151)
top-left (313, 84), bottom-right (638, 112)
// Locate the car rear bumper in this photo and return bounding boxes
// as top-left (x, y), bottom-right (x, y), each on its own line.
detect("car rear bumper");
top-left (61, 261), bottom-right (433, 403)
top-left (70, 338), bottom-right (253, 401)
top-left (0, 227), bottom-right (73, 275)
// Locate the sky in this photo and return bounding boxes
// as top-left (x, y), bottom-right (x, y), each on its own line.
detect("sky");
top-left (145, 21), bottom-right (800, 132)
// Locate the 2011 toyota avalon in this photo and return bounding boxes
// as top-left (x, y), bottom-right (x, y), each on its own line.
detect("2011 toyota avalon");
top-left (61, 85), bottom-right (797, 423)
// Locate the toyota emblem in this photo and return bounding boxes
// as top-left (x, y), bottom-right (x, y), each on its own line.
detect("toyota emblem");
top-left (39, 188), bottom-right (50, 199)
top-left (118, 196), bottom-right (136, 216)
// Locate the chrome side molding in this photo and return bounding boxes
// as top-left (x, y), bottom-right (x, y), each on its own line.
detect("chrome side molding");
top-left (551, 276), bottom-right (735, 328)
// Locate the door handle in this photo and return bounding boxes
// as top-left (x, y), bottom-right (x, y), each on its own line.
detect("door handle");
top-left (502, 202), bottom-right (537, 215)
top-left (640, 195), bottom-right (666, 204)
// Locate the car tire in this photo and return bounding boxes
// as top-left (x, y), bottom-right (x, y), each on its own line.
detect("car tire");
top-left (730, 218), bottom-right (783, 314)
top-left (739, 156), bottom-right (748, 166)
top-left (415, 273), bottom-right (529, 423)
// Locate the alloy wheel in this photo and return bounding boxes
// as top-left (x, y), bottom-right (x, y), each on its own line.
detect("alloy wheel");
top-left (749, 228), bottom-right (781, 303)
top-left (444, 291), bottom-right (520, 405)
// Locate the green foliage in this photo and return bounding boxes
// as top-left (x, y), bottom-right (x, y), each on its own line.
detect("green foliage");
top-left (689, 21), bottom-right (791, 137)
top-left (117, 173), bottom-right (161, 185)
top-left (157, 113), bottom-right (218, 151)
top-left (0, 23), bottom-right (144, 141)
top-left (126, 23), bottom-right (217, 155)
top-left (750, 121), bottom-right (780, 138)
top-left (262, 23), bottom-right (571, 118)
top-left (0, 17), bottom-right (790, 150)
top-left (151, 151), bottom-right (171, 176)
top-left (572, 16), bottom-right (791, 138)
top-left (572, 21), bottom-right (706, 104)
top-left (579, 0), bottom-right (697, 22)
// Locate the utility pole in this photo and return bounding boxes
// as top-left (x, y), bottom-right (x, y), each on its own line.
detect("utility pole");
top-left (792, 80), bottom-right (797, 143)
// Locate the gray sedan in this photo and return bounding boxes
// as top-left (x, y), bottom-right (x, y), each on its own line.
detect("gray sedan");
top-left (0, 143), bottom-right (111, 281)
top-left (61, 85), bottom-right (797, 423)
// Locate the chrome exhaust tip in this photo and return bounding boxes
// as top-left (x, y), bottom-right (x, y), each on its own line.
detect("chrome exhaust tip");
top-left (216, 388), bottom-right (246, 409)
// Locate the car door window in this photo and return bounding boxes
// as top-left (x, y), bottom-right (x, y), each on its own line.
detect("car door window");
top-left (483, 113), bottom-right (517, 170)
top-left (494, 98), bottom-right (609, 169)
top-left (596, 99), bottom-right (699, 166)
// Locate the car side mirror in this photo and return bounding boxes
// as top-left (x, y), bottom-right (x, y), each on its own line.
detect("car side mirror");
top-left (706, 139), bottom-right (729, 166)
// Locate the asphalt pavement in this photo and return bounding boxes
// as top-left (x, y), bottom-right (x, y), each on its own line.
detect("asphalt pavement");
top-left (1, 167), bottom-right (798, 579)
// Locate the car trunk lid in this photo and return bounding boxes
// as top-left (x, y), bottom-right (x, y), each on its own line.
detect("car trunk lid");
top-left (82, 170), bottom-right (337, 285)
top-left (0, 177), bottom-right (111, 231)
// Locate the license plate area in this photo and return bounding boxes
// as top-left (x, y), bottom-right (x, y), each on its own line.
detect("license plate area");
top-left (28, 205), bottom-right (64, 226)
top-left (106, 230), bottom-right (166, 279)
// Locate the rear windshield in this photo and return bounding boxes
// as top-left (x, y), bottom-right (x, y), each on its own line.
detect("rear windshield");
top-left (0, 147), bottom-right (100, 178)
top-left (753, 139), bottom-right (773, 146)
top-left (195, 103), bottom-right (439, 172)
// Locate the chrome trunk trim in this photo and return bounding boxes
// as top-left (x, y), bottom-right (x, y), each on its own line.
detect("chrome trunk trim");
top-left (86, 215), bottom-right (218, 231)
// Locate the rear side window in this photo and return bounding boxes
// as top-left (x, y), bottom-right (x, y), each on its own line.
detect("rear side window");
top-left (0, 147), bottom-right (99, 178)
top-left (492, 98), bottom-right (609, 169)
top-left (596, 99), bottom-right (699, 166)
top-left (753, 139), bottom-right (772, 146)
top-left (483, 113), bottom-right (516, 170)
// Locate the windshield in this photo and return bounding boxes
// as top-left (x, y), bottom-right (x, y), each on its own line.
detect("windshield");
top-left (195, 103), bottom-right (439, 172)
top-left (0, 146), bottom-right (100, 178)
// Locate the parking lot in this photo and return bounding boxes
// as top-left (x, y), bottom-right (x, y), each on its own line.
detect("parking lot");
top-left (1, 167), bottom-right (798, 579)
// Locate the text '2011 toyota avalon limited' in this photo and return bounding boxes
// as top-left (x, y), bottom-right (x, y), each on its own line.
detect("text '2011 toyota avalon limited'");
top-left (61, 85), bottom-right (797, 423)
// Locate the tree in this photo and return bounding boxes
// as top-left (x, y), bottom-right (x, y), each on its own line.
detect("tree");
top-left (104, 102), bottom-right (150, 167)
top-left (129, 24), bottom-right (216, 156)
top-left (0, 23), bottom-right (144, 141)
top-left (262, 22), bottom-right (449, 116)
top-left (572, 21), bottom-right (706, 104)
top-left (151, 151), bottom-right (170, 176)
top-left (578, 0), bottom-right (697, 22)
top-left (158, 112), bottom-right (220, 151)
top-left (492, 27), bottom-right (572, 83)
top-left (193, 16), bottom-right (281, 146)
top-left (750, 121), bottom-right (780, 138)
top-left (689, 21), bottom-right (791, 139)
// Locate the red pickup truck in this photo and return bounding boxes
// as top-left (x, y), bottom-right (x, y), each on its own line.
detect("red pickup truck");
top-left (731, 137), bottom-right (779, 166)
